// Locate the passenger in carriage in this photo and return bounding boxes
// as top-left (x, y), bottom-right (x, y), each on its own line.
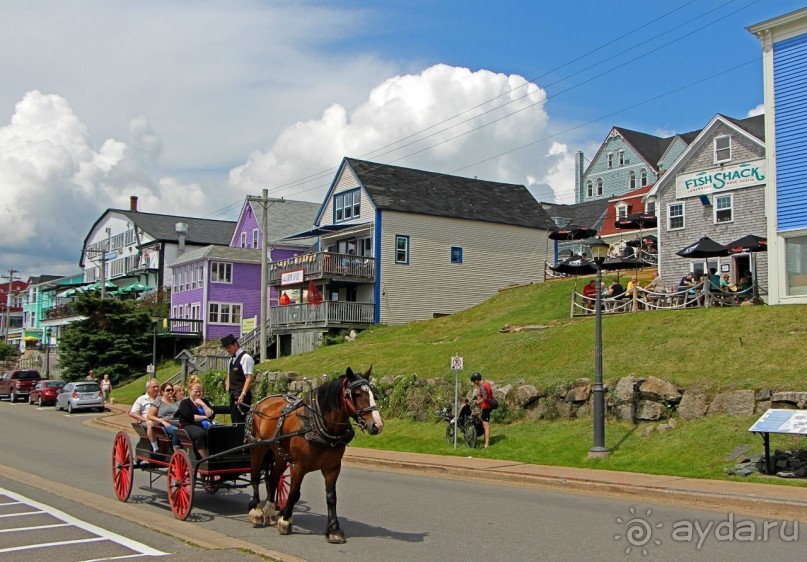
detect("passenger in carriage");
top-left (147, 382), bottom-right (181, 451)
top-left (176, 375), bottom-right (216, 458)
top-left (129, 378), bottom-right (159, 449)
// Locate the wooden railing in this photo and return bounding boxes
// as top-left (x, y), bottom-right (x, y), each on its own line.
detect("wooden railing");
top-left (160, 318), bottom-right (203, 337)
top-left (271, 301), bottom-right (374, 329)
top-left (268, 252), bottom-right (375, 285)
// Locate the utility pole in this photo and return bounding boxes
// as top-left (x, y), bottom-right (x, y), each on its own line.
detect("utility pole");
top-left (2, 269), bottom-right (19, 342)
top-left (246, 191), bottom-right (284, 363)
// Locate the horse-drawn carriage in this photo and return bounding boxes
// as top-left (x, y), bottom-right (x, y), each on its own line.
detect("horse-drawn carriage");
top-left (111, 367), bottom-right (383, 543)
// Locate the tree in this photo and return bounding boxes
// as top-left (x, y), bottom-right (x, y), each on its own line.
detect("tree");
top-left (58, 293), bottom-right (151, 384)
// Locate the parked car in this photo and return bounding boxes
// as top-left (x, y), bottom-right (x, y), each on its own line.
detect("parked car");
top-left (55, 381), bottom-right (104, 413)
top-left (28, 380), bottom-right (66, 406)
top-left (0, 370), bottom-right (44, 402)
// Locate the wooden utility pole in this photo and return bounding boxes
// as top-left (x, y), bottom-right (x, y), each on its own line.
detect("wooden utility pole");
top-left (246, 191), bottom-right (284, 363)
top-left (1, 269), bottom-right (19, 341)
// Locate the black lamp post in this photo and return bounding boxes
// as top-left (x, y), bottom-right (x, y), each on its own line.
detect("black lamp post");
top-left (45, 327), bottom-right (52, 379)
top-left (588, 237), bottom-right (610, 458)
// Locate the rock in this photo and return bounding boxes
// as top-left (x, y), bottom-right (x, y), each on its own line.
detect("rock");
top-left (641, 426), bottom-right (655, 438)
top-left (771, 391), bottom-right (807, 409)
top-left (638, 376), bottom-right (683, 403)
top-left (756, 389), bottom-right (772, 401)
top-left (612, 403), bottom-right (635, 422)
top-left (514, 384), bottom-right (540, 407)
top-left (566, 384), bottom-right (591, 403)
top-left (777, 471), bottom-right (796, 478)
top-left (657, 423), bottom-right (671, 433)
top-left (667, 418), bottom-right (677, 429)
top-left (725, 445), bottom-right (751, 462)
top-left (636, 400), bottom-right (667, 421)
top-left (612, 376), bottom-right (640, 404)
top-left (707, 390), bottom-right (755, 417)
top-left (379, 375), bottom-right (396, 386)
top-left (499, 324), bottom-right (549, 333)
top-left (755, 400), bottom-right (771, 415)
top-left (736, 467), bottom-right (758, 477)
top-left (678, 391), bottom-right (709, 420)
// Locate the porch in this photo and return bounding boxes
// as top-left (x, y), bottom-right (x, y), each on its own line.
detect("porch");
top-left (270, 301), bottom-right (375, 332)
top-left (268, 251), bottom-right (375, 285)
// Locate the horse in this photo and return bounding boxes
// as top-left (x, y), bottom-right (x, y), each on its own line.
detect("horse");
top-left (246, 366), bottom-right (383, 543)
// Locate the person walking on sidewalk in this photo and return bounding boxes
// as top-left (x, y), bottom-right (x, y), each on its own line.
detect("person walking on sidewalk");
top-left (221, 333), bottom-right (253, 426)
top-left (471, 372), bottom-right (493, 448)
top-left (101, 374), bottom-right (112, 403)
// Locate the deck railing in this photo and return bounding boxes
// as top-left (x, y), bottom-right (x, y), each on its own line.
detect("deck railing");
top-left (268, 252), bottom-right (375, 284)
top-left (271, 301), bottom-right (374, 329)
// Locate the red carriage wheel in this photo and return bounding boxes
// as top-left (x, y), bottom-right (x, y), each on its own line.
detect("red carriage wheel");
top-left (276, 466), bottom-right (291, 510)
top-left (112, 431), bottom-right (134, 502)
top-left (167, 450), bottom-right (195, 520)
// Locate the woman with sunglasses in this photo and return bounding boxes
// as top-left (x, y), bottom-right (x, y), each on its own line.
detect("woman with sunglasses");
top-left (146, 382), bottom-right (181, 452)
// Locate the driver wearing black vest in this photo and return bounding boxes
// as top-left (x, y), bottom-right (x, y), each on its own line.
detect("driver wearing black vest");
top-left (221, 333), bottom-right (254, 426)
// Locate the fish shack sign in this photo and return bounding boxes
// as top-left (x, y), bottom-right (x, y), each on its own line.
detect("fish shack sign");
top-left (676, 159), bottom-right (765, 198)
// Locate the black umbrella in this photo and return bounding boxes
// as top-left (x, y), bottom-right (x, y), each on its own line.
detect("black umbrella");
top-left (551, 256), bottom-right (597, 276)
top-left (676, 236), bottom-right (729, 259)
top-left (724, 234), bottom-right (767, 254)
top-left (549, 224), bottom-right (598, 240)
top-left (615, 212), bottom-right (658, 230)
top-left (600, 256), bottom-right (650, 271)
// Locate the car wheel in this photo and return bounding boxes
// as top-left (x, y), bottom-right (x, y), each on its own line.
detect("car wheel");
top-left (67, 402), bottom-right (74, 414)
top-left (38, 396), bottom-right (44, 407)
top-left (28, 395), bottom-right (34, 405)
top-left (10, 392), bottom-right (16, 403)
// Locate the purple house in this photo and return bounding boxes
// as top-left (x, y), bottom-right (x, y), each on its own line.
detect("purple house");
top-left (168, 197), bottom-right (319, 350)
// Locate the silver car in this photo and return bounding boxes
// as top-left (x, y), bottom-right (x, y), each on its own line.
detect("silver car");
top-left (55, 381), bottom-right (105, 413)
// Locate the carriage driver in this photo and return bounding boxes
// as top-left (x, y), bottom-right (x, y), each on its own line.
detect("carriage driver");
top-left (221, 334), bottom-right (254, 426)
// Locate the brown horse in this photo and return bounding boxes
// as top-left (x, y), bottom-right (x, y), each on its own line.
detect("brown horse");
top-left (246, 366), bottom-right (383, 543)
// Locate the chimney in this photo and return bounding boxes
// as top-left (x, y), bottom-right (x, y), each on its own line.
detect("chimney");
top-left (575, 151), bottom-right (585, 204)
top-left (175, 222), bottom-right (189, 254)
top-left (130, 195), bottom-right (139, 212)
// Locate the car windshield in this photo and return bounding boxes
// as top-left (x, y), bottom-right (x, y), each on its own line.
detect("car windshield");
top-left (19, 371), bottom-right (41, 379)
top-left (76, 383), bottom-right (101, 392)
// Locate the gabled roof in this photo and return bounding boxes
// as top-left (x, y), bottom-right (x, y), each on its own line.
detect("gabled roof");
top-left (540, 198), bottom-right (610, 231)
top-left (27, 275), bottom-right (61, 286)
top-left (170, 245), bottom-right (262, 267)
top-left (723, 114), bottom-right (765, 142)
top-left (116, 210), bottom-right (236, 245)
top-left (343, 158), bottom-right (554, 230)
top-left (246, 199), bottom-right (320, 245)
top-left (598, 185), bottom-right (655, 237)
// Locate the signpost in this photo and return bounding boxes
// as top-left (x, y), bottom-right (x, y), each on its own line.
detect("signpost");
top-left (749, 409), bottom-right (807, 474)
top-left (450, 354), bottom-right (463, 449)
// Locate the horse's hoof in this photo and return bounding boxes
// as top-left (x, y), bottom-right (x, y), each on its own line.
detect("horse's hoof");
top-left (248, 507), bottom-right (265, 527)
top-left (277, 517), bottom-right (293, 535)
top-left (263, 502), bottom-right (277, 526)
top-left (327, 531), bottom-right (347, 544)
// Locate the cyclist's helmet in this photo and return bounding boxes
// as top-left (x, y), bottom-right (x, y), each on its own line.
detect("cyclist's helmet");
top-left (470, 372), bottom-right (482, 382)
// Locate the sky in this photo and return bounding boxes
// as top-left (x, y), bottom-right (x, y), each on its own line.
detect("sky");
top-left (0, 0), bottom-right (803, 281)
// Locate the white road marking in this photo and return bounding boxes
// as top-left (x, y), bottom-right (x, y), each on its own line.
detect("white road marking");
top-left (0, 522), bottom-right (71, 533)
top-left (0, 487), bottom-right (168, 556)
top-left (0, 510), bottom-right (39, 518)
top-left (0, 536), bottom-right (106, 553)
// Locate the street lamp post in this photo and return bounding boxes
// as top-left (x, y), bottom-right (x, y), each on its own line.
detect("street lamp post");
top-left (150, 316), bottom-right (158, 373)
top-left (588, 237), bottom-right (610, 459)
top-left (45, 327), bottom-right (52, 379)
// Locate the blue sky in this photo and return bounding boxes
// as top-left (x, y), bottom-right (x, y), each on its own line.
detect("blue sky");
top-left (0, 0), bottom-right (802, 279)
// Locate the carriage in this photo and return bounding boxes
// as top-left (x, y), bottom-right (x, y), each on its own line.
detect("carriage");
top-left (111, 405), bottom-right (291, 520)
top-left (111, 367), bottom-right (383, 543)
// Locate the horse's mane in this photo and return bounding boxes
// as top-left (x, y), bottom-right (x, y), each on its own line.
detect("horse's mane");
top-left (314, 375), bottom-right (346, 415)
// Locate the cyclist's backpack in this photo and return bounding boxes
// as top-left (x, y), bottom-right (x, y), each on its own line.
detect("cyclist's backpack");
top-left (490, 397), bottom-right (499, 410)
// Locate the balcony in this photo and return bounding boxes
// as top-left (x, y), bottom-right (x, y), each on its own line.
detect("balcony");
top-left (270, 301), bottom-right (374, 332)
top-left (159, 318), bottom-right (203, 338)
top-left (268, 252), bottom-right (375, 286)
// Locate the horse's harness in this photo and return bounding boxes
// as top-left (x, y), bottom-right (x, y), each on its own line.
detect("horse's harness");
top-left (244, 377), bottom-right (379, 456)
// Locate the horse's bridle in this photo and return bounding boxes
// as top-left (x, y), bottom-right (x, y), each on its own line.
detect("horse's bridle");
top-left (342, 377), bottom-right (379, 431)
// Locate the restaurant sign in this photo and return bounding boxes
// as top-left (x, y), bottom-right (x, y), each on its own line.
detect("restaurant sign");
top-left (280, 269), bottom-right (304, 286)
top-left (675, 159), bottom-right (765, 198)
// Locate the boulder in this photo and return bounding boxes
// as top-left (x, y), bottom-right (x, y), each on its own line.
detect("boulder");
top-left (612, 403), bottom-right (635, 422)
top-left (707, 390), bottom-right (755, 417)
top-left (678, 390), bottom-right (709, 420)
top-left (755, 400), bottom-right (771, 415)
top-left (566, 384), bottom-right (591, 403)
top-left (638, 376), bottom-right (682, 403)
top-left (636, 400), bottom-right (667, 421)
top-left (771, 391), bottom-right (807, 409)
top-left (514, 384), bottom-right (540, 407)
top-left (612, 375), bottom-right (640, 404)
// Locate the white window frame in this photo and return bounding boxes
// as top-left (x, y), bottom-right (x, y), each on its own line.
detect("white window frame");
top-left (628, 171), bottom-right (636, 190)
top-left (240, 232), bottom-right (247, 248)
top-left (210, 262), bottom-right (232, 283)
top-left (714, 135), bottom-right (731, 163)
top-left (252, 229), bottom-right (259, 248)
top-left (618, 150), bottom-right (625, 166)
top-left (208, 302), bottom-right (242, 324)
top-left (640, 169), bottom-right (648, 186)
top-left (607, 152), bottom-right (613, 169)
top-left (668, 202), bottom-right (685, 231)
top-left (596, 178), bottom-right (603, 196)
top-left (616, 203), bottom-right (629, 220)
top-left (586, 180), bottom-right (593, 198)
top-left (395, 235), bottom-right (410, 264)
top-left (714, 193), bottom-right (734, 224)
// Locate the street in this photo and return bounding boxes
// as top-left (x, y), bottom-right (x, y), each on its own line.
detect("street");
top-left (0, 399), bottom-right (803, 561)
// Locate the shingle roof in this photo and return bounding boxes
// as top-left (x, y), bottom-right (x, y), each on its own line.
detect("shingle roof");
top-left (540, 198), bottom-right (610, 231)
top-left (170, 244), bottom-right (263, 267)
top-left (345, 158), bottom-right (554, 230)
top-left (248, 199), bottom-right (320, 244)
top-left (723, 114), bottom-right (765, 141)
top-left (115, 210), bottom-right (235, 245)
top-left (614, 126), bottom-right (702, 169)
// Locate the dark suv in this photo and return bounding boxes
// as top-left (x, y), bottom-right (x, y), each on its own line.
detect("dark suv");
top-left (0, 370), bottom-right (44, 402)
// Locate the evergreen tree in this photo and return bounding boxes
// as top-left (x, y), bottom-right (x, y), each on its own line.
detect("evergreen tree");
top-left (59, 293), bottom-right (151, 384)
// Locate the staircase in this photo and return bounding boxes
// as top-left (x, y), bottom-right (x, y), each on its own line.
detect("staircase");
top-left (237, 321), bottom-right (275, 359)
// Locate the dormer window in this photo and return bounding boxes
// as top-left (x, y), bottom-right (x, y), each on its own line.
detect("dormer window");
top-left (607, 153), bottom-right (613, 169)
top-left (616, 203), bottom-right (629, 220)
top-left (714, 135), bottom-right (731, 163)
top-left (334, 189), bottom-right (361, 223)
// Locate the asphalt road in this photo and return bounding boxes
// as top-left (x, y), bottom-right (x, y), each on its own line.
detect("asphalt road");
top-left (0, 399), bottom-right (804, 561)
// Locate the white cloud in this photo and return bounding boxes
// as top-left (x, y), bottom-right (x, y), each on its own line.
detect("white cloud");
top-left (747, 104), bottom-right (765, 117)
top-left (229, 64), bottom-right (563, 203)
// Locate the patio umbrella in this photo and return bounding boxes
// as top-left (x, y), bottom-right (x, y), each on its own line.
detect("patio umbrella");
top-left (87, 280), bottom-right (118, 292)
top-left (676, 236), bottom-right (729, 259)
top-left (57, 287), bottom-right (79, 298)
top-left (724, 234), bottom-right (767, 300)
top-left (118, 281), bottom-right (149, 294)
top-left (548, 224), bottom-right (598, 240)
top-left (615, 212), bottom-right (658, 230)
top-left (550, 256), bottom-right (597, 276)
top-left (600, 256), bottom-right (650, 281)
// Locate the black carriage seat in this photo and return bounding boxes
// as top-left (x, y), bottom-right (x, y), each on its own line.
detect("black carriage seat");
top-left (204, 425), bottom-right (251, 473)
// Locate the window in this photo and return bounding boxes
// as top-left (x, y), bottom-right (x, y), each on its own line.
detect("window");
top-left (210, 262), bottom-right (232, 283)
top-left (628, 171), bottom-right (636, 190)
top-left (208, 302), bottom-right (242, 324)
top-left (646, 201), bottom-right (656, 216)
top-left (607, 153), bottom-right (613, 169)
top-left (640, 169), bottom-right (648, 186)
top-left (451, 247), bottom-right (463, 264)
top-left (395, 235), bottom-right (410, 264)
top-left (714, 135), bottom-right (731, 163)
top-left (668, 202), bottom-right (684, 230)
top-left (616, 204), bottom-right (628, 220)
top-left (714, 194), bottom-right (733, 223)
top-left (786, 235), bottom-right (807, 296)
top-left (596, 178), bottom-right (603, 196)
top-left (240, 232), bottom-right (247, 248)
top-left (252, 229), bottom-right (259, 248)
top-left (586, 181), bottom-right (593, 198)
top-left (333, 189), bottom-right (360, 223)
top-left (618, 150), bottom-right (625, 166)
top-left (360, 237), bottom-right (372, 256)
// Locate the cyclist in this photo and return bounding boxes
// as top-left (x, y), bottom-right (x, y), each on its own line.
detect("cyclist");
top-left (470, 372), bottom-right (493, 448)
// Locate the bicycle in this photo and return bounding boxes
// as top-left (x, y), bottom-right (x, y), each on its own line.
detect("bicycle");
top-left (437, 405), bottom-right (481, 448)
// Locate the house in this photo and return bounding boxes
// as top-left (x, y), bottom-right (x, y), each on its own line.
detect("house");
top-left (268, 157), bottom-right (554, 356)
top-left (0, 279), bottom-right (28, 346)
top-left (646, 114), bottom-right (767, 288)
top-left (575, 126), bottom-right (699, 204)
top-left (748, 7), bottom-right (807, 304)
top-left (168, 198), bottom-right (319, 347)
top-left (21, 274), bottom-right (67, 344)
top-left (539, 199), bottom-right (610, 260)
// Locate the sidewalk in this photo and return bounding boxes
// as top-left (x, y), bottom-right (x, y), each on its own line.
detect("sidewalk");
top-left (94, 403), bottom-right (807, 522)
